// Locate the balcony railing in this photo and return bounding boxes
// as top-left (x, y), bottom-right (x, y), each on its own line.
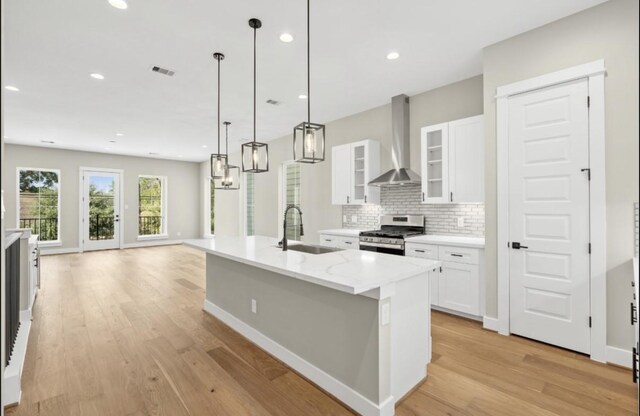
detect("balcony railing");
top-left (90, 215), bottom-right (115, 240)
top-left (19, 218), bottom-right (58, 241)
top-left (139, 215), bottom-right (162, 236)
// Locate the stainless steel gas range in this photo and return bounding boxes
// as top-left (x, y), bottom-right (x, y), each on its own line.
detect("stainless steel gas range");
top-left (359, 215), bottom-right (425, 256)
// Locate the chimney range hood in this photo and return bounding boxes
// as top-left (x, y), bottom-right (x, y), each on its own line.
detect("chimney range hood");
top-left (368, 94), bottom-right (421, 186)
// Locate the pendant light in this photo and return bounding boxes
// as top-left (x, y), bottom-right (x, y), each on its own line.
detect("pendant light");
top-left (210, 52), bottom-right (228, 178)
top-left (293, 0), bottom-right (325, 163)
top-left (241, 18), bottom-right (269, 173)
top-left (214, 121), bottom-right (240, 190)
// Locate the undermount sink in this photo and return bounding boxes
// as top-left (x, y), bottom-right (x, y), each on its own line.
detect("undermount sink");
top-left (285, 244), bottom-right (343, 255)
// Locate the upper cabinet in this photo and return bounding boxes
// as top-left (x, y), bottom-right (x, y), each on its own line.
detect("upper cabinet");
top-left (420, 115), bottom-right (484, 204)
top-left (331, 139), bottom-right (380, 205)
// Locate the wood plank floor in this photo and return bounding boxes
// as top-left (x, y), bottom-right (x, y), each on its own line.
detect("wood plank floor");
top-left (6, 245), bottom-right (637, 416)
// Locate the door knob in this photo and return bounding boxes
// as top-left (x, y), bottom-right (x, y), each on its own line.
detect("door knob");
top-left (511, 242), bottom-right (528, 249)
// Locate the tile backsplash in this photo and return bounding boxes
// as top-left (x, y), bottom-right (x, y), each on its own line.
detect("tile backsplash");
top-left (342, 185), bottom-right (485, 237)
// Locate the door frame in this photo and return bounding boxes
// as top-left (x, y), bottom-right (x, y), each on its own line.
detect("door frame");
top-left (496, 60), bottom-right (607, 362)
top-left (78, 167), bottom-right (125, 252)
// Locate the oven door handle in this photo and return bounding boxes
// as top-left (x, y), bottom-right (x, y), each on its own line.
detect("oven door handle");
top-left (359, 241), bottom-right (404, 250)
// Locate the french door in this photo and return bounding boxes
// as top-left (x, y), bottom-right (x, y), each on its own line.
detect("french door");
top-left (508, 78), bottom-right (591, 354)
top-left (81, 170), bottom-right (122, 251)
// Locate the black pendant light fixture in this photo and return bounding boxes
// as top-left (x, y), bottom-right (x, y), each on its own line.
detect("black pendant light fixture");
top-left (214, 121), bottom-right (240, 190)
top-left (241, 18), bottom-right (269, 173)
top-left (293, 0), bottom-right (325, 163)
top-left (210, 52), bottom-right (228, 178)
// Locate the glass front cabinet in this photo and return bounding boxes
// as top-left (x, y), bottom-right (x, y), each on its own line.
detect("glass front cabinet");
top-left (331, 139), bottom-right (380, 205)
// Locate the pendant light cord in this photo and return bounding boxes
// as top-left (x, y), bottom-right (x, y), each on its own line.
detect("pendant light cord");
top-left (217, 56), bottom-right (221, 153)
top-left (253, 25), bottom-right (257, 143)
top-left (307, 0), bottom-right (311, 124)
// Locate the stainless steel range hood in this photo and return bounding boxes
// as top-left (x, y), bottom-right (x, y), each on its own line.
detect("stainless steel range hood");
top-left (368, 94), bottom-right (421, 186)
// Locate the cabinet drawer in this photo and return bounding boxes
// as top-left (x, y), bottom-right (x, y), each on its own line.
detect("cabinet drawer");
top-left (438, 245), bottom-right (479, 265)
top-left (319, 235), bottom-right (359, 249)
top-left (405, 243), bottom-right (438, 260)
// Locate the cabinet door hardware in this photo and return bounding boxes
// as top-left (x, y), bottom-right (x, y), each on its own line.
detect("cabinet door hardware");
top-left (422, 192), bottom-right (425, 202)
top-left (451, 253), bottom-right (463, 257)
top-left (346, 195), bottom-right (349, 204)
top-left (364, 195), bottom-right (367, 203)
top-left (450, 192), bottom-right (453, 202)
top-left (414, 249), bottom-right (425, 253)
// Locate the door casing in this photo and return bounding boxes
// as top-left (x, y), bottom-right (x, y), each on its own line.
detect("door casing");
top-left (78, 167), bottom-right (125, 252)
top-left (496, 60), bottom-right (607, 362)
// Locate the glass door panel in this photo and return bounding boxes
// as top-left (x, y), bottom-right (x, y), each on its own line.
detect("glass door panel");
top-left (82, 171), bottom-right (121, 251)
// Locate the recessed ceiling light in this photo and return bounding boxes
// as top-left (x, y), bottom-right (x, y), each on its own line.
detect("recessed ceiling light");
top-left (386, 52), bottom-right (400, 60)
top-left (298, 94), bottom-right (308, 99)
top-left (5, 85), bottom-right (20, 92)
top-left (201, 145), bottom-right (208, 149)
top-left (280, 33), bottom-right (294, 43)
top-left (90, 73), bottom-right (105, 80)
top-left (177, 155), bottom-right (184, 158)
top-left (115, 133), bottom-right (124, 136)
top-left (108, 140), bottom-right (117, 143)
top-left (40, 140), bottom-right (55, 144)
top-left (104, 147), bottom-right (112, 150)
top-left (108, 0), bottom-right (128, 10)
top-left (148, 152), bottom-right (158, 155)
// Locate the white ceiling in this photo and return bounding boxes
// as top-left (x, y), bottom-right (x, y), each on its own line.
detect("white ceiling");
top-left (4, 0), bottom-right (606, 162)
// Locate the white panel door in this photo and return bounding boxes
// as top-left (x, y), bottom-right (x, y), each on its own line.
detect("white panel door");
top-left (82, 170), bottom-right (122, 251)
top-left (438, 261), bottom-right (480, 315)
top-left (449, 115), bottom-right (484, 203)
top-left (508, 78), bottom-right (591, 354)
top-left (331, 144), bottom-right (351, 205)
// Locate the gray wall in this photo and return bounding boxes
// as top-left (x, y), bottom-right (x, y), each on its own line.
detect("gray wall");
top-left (4, 144), bottom-right (202, 250)
top-left (208, 75), bottom-right (484, 241)
top-left (483, 0), bottom-right (639, 348)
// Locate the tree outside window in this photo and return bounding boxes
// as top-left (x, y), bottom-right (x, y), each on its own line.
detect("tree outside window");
top-left (138, 176), bottom-right (164, 236)
top-left (19, 169), bottom-right (60, 241)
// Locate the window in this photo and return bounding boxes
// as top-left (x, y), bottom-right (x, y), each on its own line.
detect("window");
top-left (138, 176), bottom-right (167, 237)
top-left (18, 168), bottom-right (61, 243)
top-left (245, 173), bottom-right (255, 236)
top-left (210, 178), bottom-right (215, 235)
top-left (282, 162), bottom-right (301, 240)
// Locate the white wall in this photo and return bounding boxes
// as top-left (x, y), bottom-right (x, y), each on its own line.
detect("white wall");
top-left (207, 75), bottom-right (484, 242)
top-left (483, 0), bottom-right (639, 348)
top-left (4, 144), bottom-right (202, 251)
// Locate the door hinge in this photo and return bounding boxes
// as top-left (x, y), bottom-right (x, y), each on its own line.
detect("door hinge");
top-left (589, 316), bottom-right (592, 328)
top-left (507, 241), bottom-right (511, 248)
top-left (581, 168), bottom-right (591, 181)
top-left (587, 96), bottom-right (590, 108)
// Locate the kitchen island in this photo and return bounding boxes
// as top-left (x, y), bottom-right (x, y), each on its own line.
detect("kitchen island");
top-left (185, 236), bottom-right (441, 416)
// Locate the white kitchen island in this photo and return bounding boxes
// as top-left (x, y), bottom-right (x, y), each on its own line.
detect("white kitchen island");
top-left (185, 236), bottom-right (441, 416)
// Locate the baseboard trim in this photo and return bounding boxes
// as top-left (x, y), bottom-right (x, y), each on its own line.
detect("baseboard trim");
top-left (482, 316), bottom-right (500, 332)
top-left (605, 345), bottom-right (632, 369)
top-left (39, 247), bottom-right (80, 256)
top-left (203, 300), bottom-right (394, 416)
top-left (122, 239), bottom-right (184, 249)
top-left (3, 319), bottom-right (32, 406)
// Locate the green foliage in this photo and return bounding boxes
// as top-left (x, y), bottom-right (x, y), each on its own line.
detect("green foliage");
top-left (19, 170), bottom-right (59, 241)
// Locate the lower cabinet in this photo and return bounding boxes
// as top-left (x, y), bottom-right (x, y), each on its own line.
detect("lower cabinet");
top-left (319, 234), bottom-right (359, 250)
top-left (406, 241), bottom-right (484, 318)
top-left (438, 261), bottom-right (480, 315)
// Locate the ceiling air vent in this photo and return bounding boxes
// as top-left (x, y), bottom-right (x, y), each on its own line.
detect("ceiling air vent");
top-left (266, 99), bottom-right (280, 105)
top-left (151, 66), bottom-right (175, 77)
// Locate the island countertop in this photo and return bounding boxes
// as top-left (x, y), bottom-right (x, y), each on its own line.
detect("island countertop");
top-left (184, 236), bottom-right (441, 296)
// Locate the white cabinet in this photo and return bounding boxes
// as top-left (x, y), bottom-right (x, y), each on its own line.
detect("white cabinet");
top-left (405, 241), bottom-right (484, 318)
top-left (420, 115), bottom-right (484, 204)
top-left (331, 139), bottom-right (380, 205)
top-left (438, 261), bottom-right (479, 315)
top-left (319, 234), bottom-right (359, 250)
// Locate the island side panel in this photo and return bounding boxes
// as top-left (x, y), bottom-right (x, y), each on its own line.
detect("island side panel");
top-left (390, 271), bottom-right (431, 402)
top-left (205, 253), bottom-right (389, 406)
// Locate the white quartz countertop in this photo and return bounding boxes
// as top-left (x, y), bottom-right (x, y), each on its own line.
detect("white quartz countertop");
top-left (405, 234), bottom-right (485, 248)
top-left (184, 236), bottom-right (441, 296)
top-left (318, 228), bottom-right (370, 237)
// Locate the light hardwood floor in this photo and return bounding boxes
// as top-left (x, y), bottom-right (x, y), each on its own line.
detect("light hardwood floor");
top-left (6, 245), bottom-right (637, 416)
